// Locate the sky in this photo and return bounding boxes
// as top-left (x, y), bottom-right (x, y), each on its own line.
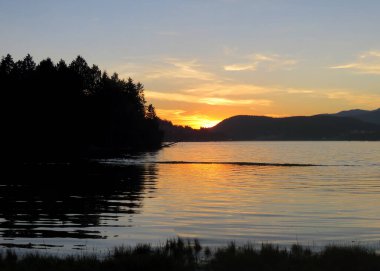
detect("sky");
top-left (1, 0), bottom-right (380, 128)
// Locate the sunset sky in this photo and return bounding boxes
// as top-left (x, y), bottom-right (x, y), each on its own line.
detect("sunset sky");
top-left (1, 0), bottom-right (380, 128)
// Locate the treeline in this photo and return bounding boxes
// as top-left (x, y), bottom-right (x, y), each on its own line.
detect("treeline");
top-left (0, 54), bottom-right (163, 161)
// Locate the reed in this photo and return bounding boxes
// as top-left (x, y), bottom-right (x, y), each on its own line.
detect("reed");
top-left (1, 238), bottom-right (379, 271)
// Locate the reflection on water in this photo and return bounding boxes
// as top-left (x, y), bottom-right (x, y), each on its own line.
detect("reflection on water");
top-left (0, 162), bottom-right (157, 247)
top-left (1, 142), bottom-right (380, 253)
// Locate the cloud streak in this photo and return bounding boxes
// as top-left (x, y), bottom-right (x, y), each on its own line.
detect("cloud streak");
top-left (325, 90), bottom-right (380, 106)
top-left (224, 53), bottom-right (298, 72)
top-left (146, 90), bottom-right (272, 106)
top-left (224, 63), bottom-right (257, 71)
top-left (330, 51), bottom-right (380, 75)
top-left (144, 58), bottom-right (216, 81)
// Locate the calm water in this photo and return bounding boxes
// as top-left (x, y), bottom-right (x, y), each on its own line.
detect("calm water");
top-left (1, 142), bottom-right (380, 254)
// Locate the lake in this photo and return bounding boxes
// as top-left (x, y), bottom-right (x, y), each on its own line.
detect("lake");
top-left (1, 141), bottom-right (380, 254)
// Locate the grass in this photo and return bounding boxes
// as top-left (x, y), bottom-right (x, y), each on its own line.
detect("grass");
top-left (1, 239), bottom-right (379, 271)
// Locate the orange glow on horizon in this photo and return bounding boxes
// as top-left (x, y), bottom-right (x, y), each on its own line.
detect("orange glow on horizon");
top-left (174, 118), bottom-right (221, 129)
top-left (199, 119), bottom-right (221, 129)
top-left (156, 108), bottom-right (222, 129)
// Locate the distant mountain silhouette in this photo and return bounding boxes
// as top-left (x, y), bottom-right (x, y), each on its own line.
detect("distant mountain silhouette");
top-left (160, 110), bottom-right (380, 141)
top-left (210, 115), bottom-right (380, 140)
top-left (326, 108), bottom-right (380, 125)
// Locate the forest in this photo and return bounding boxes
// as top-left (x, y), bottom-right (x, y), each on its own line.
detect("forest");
top-left (0, 54), bottom-right (163, 161)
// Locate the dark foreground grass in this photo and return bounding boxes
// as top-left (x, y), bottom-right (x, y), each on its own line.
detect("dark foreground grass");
top-left (1, 239), bottom-right (379, 271)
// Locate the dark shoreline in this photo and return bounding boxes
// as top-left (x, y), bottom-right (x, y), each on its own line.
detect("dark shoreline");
top-left (1, 239), bottom-right (379, 271)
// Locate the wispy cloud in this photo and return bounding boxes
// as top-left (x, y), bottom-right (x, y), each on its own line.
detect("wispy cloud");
top-left (145, 91), bottom-right (191, 103)
top-left (224, 53), bottom-right (298, 72)
top-left (224, 64), bottom-right (257, 71)
top-left (286, 88), bottom-right (315, 94)
top-left (146, 90), bottom-right (272, 106)
top-left (330, 51), bottom-right (380, 75)
top-left (254, 54), bottom-right (276, 62)
top-left (115, 57), bottom-right (216, 83)
top-left (325, 90), bottom-right (380, 106)
top-left (144, 58), bottom-right (216, 81)
top-left (199, 97), bottom-right (270, 106)
top-left (183, 83), bottom-right (315, 97)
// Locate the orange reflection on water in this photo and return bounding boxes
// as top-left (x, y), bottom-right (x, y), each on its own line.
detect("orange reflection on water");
top-left (130, 142), bottom-right (380, 246)
top-left (154, 163), bottom-right (281, 215)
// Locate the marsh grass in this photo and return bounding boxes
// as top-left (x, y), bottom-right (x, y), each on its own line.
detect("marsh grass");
top-left (1, 238), bottom-right (379, 271)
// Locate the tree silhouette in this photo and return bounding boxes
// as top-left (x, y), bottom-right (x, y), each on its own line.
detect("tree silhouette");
top-left (0, 54), bottom-right (14, 74)
top-left (1, 54), bottom-right (163, 162)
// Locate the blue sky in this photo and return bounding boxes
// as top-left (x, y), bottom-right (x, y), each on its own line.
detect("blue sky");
top-left (1, 0), bottom-right (379, 127)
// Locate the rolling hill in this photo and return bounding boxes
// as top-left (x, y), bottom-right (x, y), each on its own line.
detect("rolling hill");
top-left (209, 115), bottom-right (380, 140)
top-left (160, 109), bottom-right (380, 141)
top-left (329, 108), bottom-right (380, 125)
